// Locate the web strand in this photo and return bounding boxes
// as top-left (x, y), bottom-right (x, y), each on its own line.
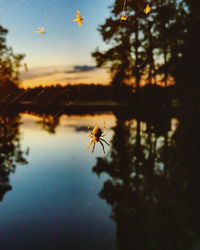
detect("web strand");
top-left (113, 0), bottom-right (127, 58)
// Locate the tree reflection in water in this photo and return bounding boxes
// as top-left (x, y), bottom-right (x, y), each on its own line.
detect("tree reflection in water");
top-left (36, 114), bottom-right (60, 134)
top-left (93, 109), bottom-right (200, 250)
top-left (0, 114), bottom-right (28, 201)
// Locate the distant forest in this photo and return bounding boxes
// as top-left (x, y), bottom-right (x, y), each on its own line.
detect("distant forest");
top-left (0, 83), bottom-right (180, 108)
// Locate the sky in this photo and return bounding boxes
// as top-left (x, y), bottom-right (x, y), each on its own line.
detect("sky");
top-left (0, 0), bottom-right (114, 88)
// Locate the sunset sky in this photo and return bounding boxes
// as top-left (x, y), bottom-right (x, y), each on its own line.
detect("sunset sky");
top-left (0, 0), bottom-right (113, 88)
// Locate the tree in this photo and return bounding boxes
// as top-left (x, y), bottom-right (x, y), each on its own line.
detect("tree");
top-left (175, 0), bottom-right (200, 93)
top-left (92, 0), bottom-right (192, 94)
top-left (0, 24), bottom-right (26, 91)
top-left (92, 0), bottom-right (148, 97)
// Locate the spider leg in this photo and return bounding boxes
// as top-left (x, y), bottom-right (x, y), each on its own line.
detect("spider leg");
top-left (84, 140), bottom-right (93, 151)
top-left (100, 138), bottom-right (110, 146)
top-left (101, 133), bottom-right (106, 137)
top-left (99, 140), bottom-right (105, 158)
top-left (90, 141), bottom-right (96, 155)
top-left (88, 126), bottom-right (93, 135)
top-left (88, 134), bottom-right (93, 138)
top-left (102, 121), bottom-right (106, 133)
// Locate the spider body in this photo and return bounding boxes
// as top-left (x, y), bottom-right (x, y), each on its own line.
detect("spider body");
top-left (84, 123), bottom-right (109, 157)
top-left (93, 126), bottom-right (102, 138)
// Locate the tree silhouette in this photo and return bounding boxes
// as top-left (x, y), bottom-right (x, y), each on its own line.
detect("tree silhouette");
top-left (92, 0), bottom-right (147, 96)
top-left (0, 24), bottom-right (26, 99)
top-left (92, 0), bottom-right (195, 96)
top-left (175, 0), bottom-right (200, 93)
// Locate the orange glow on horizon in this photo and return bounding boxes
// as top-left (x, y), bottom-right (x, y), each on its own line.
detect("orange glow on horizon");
top-left (20, 66), bottom-right (175, 89)
top-left (123, 75), bottom-right (175, 88)
top-left (20, 68), bottom-right (110, 88)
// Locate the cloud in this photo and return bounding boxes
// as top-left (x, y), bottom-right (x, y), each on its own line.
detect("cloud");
top-left (20, 65), bottom-right (97, 80)
top-left (20, 70), bottom-right (61, 80)
top-left (20, 66), bottom-right (66, 80)
top-left (64, 76), bottom-right (88, 81)
top-left (66, 125), bottom-right (89, 132)
top-left (65, 65), bottom-right (96, 74)
top-left (20, 64), bottom-right (110, 88)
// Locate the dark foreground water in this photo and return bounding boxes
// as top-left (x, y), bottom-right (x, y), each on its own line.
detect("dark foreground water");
top-left (0, 109), bottom-right (200, 250)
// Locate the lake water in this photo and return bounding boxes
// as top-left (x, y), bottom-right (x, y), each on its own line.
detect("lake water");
top-left (0, 112), bottom-right (116, 250)
top-left (0, 110), bottom-right (200, 250)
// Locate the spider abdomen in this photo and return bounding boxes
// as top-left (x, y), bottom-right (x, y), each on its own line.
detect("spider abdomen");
top-left (93, 126), bottom-right (102, 137)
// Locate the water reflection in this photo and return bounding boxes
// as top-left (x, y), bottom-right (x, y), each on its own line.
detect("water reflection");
top-left (36, 114), bottom-right (60, 134)
top-left (0, 111), bottom-right (116, 250)
top-left (1, 109), bottom-right (199, 249)
top-left (0, 114), bottom-right (28, 201)
top-left (93, 110), bottom-right (200, 250)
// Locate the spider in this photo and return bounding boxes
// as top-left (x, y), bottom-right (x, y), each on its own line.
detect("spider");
top-left (84, 122), bottom-right (110, 157)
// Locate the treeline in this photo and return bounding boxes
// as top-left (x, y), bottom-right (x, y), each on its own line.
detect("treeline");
top-left (92, 0), bottom-right (200, 96)
top-left (0, 83), bottom-right (179, 108)
top-left (10, 84), bottom-right (114, 106)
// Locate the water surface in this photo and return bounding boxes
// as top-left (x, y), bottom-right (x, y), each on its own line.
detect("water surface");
top-left (0, 112), bottom-right (116, 250)
top-left (1, 110), bottom-right (200, 250)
